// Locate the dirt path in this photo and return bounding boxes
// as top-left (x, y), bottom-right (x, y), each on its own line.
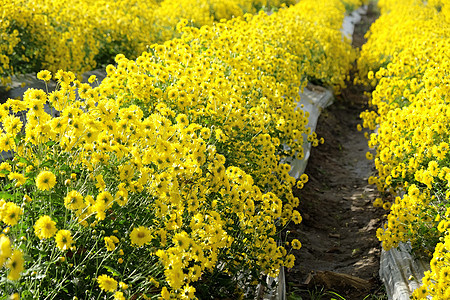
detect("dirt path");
top-left (285, 4), bottom-right (386, 300)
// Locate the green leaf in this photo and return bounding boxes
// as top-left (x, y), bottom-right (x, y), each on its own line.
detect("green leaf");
top-left (18, 157), bottom-right (29, 164)
top-left (21, 291), bottom-right (34, 299)
top-left (40, 160), bottom-right (55, 168)
top-left (46, 141), bottom-right (56, 147)
top-left (0, 191), bottom-right (12, 199)
top-left (104, 265), bottom-right (121, 277)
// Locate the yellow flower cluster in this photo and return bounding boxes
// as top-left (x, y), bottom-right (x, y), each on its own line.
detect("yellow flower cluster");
top-left (152, 0), bottom-right (297, 42)
top-left (0, 235), bottom-right (24, 281)
top-left (0, 0), bottom-right (294, 88)
top-left (356, 0), bottom-right (450, 86)
top-left (412, 213), bottom-right (450, 299)
top-left (0, 1), bottom-right (21, 86)
top-left (0, 0), bottom-right (360, 298)
top-left (0, 0), bottom-right (99, 85)
top-left (1, 67), bottom-right (295, 296)
top-left (359, 1), bottom-right (450, 297)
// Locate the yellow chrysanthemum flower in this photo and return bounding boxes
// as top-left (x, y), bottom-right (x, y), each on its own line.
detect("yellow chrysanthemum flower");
top-left (114, 190), bottom-right (128, 206)
top-left (2, 115), bottom-right (23, 136)
top-left (130, 226), bottom-right (152, 247)
top-left (104, 236), bottom-right (116, 251)
top-left (291, 239), bottom-right (302, 250)
top-left (36, 70), bottom-right (52, 81)
top-left (7, 250), bottom-right (24, 281)
top-left (9, 293), bottom-right (19, 300)
top-left (64, 190), bottom-right (85, 210)
top-left (0, 235), bottom-right (11, 266)
top-left (161, 287), bottom-right (171, 300)
top-left (119, 281), bottom-right (128, 290)
top-left (284, 254), bottom-right (295, 269)
top-left (7, 172), bottom-right (26, 187)
top-left (0, 162), bottom-right (12, 178)
top-left (36, 170), bottom-right (57, 191)
top-left (34, 215), bottom-right (57, 239)
top-left (96, 191), bottom-right (113, 207)
top-left (291, 210), bottom-right (302, 224)
top-left (113, 291), bottom-right (125, 300)
top-left (55, 229), bottom-right (74, 251)
top-left (1, 202), bottom-right (23, 226)
top-left (97, 274), bottom-right (118, 292)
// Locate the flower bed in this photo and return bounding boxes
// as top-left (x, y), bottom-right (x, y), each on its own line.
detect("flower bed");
top-left (0, 0), bottom-right (363, 298)
top-left (358, 0), bottom-right (450, 298)
top-left (0, 0), bottom-right (296, 88)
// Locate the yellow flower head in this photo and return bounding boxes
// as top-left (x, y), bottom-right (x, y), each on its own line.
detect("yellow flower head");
top-left (104, 236), bottom-right (116, 251)
top-left (23, 195), bottom-right (32, 203)
top-left (37, 70), bottom-right (52, 81)
top-left (93, 199), bottom-right (107, 221)
top-left (0, 235), bottom-right (11, 265)
top-left (0, 134), bottom-right (14, 152)
top-left (97, 191), bottom-right (113, 207)
top-left (64, 190), bottom-right (85, 210)
top-left (0, 162), bottom-right (12, 178)
top-left (113, 291), bottom-right (125, 300)
top-left (55, 229), bottom-right (74, 251)
top-left (2, 115), bottom-right (23, 136)
top-left (97, 274), bottom-right (118, 292)
top-left (291, 239), bottom-right (302, 250)
top-left (2, 202), bottom-right (23, 226)
top-left (172, 231), bottom-right (190, 250)
top-left (34, 215), bottom-right (57, 239)
top-left (95, 174), bottom-right (106, 190)
top-left (299, 173), bottom-right (308, 183)
top-left (130, 226), bottom-right (152, 247)
top-left (181, 284), bottom-right (196, 299)
top-left (114, 190), bottom-right (128, 206)
top-left (36, 171), bottom-right (57, 191)
top-left (7, 249), bottom-right (24, 281)
top-left (7, 172), bottom-right (26, 187)
top-left (284, 254), bottom-right (295, 269)
top-left (9, 293), bottom-right (19, 300)
top-left (161, 286), bottom-right (171, 300)
top-left (119, 281), bottom-right (128, 290)
top-left (88, 75), bottom-right (97, 84)
top-left (291, 210), bottom-right (302, 225)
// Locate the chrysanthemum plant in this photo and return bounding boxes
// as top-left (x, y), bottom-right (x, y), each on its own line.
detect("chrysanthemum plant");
top-left (0, 67), bottom-right (301, 299)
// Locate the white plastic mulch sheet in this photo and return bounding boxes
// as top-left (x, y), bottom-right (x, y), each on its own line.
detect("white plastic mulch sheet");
top-left (380, 243), bottom-right (430, 300)
top-left (283, 84), bottom-right (334, 181)
top-left (341, 5), bottom-right (368, 42)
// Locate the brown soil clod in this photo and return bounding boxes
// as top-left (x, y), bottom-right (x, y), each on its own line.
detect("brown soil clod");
top-left (304, 271), bottom-right (372, 292)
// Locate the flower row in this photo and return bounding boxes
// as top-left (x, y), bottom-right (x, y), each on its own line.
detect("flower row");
top-left (0, 0), bottom-right (296, 88)
top-left (358, 0), bottom-right (450, 298)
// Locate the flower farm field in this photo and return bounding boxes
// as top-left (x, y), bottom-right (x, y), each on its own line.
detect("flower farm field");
top-left (0, 0), bottom-right (449, 299)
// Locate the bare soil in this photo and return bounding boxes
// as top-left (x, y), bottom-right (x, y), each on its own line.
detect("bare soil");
top-left (285, 4), bottom-right (386, 300)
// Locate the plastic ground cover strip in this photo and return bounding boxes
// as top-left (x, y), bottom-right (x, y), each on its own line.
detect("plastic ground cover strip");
top-left (380, 242), bottom-right (430, 300)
